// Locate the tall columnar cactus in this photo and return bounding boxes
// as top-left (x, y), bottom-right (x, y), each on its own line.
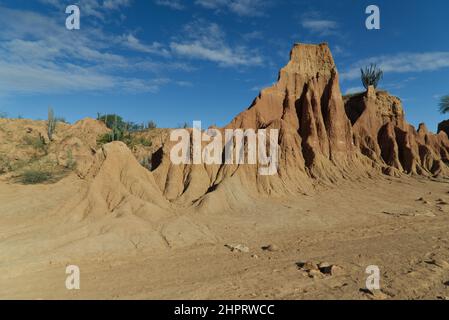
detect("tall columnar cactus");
top-left (47, 107), bottom-right (56, 141)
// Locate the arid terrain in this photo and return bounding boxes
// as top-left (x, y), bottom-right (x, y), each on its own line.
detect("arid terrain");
top-left (1, 43), bottom-right (449, 300)
top-left (1, 175), bottom-right (449, 300)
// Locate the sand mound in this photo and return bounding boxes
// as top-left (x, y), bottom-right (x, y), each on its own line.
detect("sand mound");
top-left (62, 141), bottom-right (170, 222)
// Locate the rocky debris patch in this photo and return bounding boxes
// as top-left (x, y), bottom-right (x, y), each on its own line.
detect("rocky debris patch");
top-left (360, 288), bottom-right (390, 300)
top-left (296, 261), bottom-right (344, 278)
top-left (382, 210), bottom-right (436, 218)
top-left (225, 244), bottom-right (250, 253)
top-left (424, 259), bottom-right (449, 269)
top-left (416, 197), bottom-right (430, 205)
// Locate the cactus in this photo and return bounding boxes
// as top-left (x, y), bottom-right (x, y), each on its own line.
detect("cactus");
top-left (361, 63), bottom-right (383, 90)
top-left (47, 107), bottom-right (56, 141)
top-left (439, 95), bottom-right (449, 114)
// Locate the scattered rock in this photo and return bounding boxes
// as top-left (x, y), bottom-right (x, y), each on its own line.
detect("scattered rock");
top-left (444, 281), bottom-right (449, 286)
top-left (251, 254), bottom-right (259, 259)
top-left (330, 265), bottom-right (345, 276)
top-left (308, 269), bottom-right (324, 279)
top-left (297, 261), bottom-right (343, 278)
top-left (318, 262), bottom-right (332, 274)
top-left (301, 261), bottom-right (319, 272)
top-left (225, 244), bottom-right (250, 253)
top-left (425, 259), bottom-right (449, 269)
top-left (262, 244), bottom-right (279, 252)
top-left (361, 288), bottom-right (389, 300)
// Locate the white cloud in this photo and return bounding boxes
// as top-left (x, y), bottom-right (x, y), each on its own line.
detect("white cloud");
top-left (302, 19), bottom-right (338, 34)
top-left (344, 87), bottom-right (364, 95)
top-left (39, 0), bottom-right (131, 20)
top-left (121, 34), bottom-right (170, 57)
top-left (300, 11), bottom-right (339, 36)
top-left (154, 0), bottom-right (185, 10)
top-left (195, 0), bottom-right (268, 17)
top-left (341, 52), bottom-right (449, 80)
top-left (0, 7), bottom-right (177, 94)
top-left (170, 20), bottom-right (263, 67)
top-left (242, 30), bottom-right (264, 41)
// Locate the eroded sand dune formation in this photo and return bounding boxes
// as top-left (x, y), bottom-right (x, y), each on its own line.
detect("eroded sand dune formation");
top-left (2, 43), bottom-right (449, 251)
top-left (147, 43), bottom-right (449, 209)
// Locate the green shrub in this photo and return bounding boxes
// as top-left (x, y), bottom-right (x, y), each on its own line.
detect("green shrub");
top-left (147, 120), bottom-right (157, 129)
top-left (98, 114), bottom-right (126, 130)
top-left (23, 135), bottom-right (46, 151)
top-left (66, 150), bottom-right (77, 170)
top-left (137, 137), bottom-right (152, 147)
top-left (20, 169), bottom-right (53, 184)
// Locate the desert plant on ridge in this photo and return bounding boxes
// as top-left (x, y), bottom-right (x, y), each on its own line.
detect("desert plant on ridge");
top-left (361, 63), bottom-right (383, 90)
top-left (47, 107), bottom-right (56, 141)
top-left (439, 95), bottom-right (449, 114)
top-left (147, 120), bottom-right (157, 129)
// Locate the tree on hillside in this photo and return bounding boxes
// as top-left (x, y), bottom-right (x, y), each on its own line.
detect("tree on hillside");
top-left (439, 95), bottom-right (449, 114)
top-left (361, 63), bottom-right (383, 89)
top-left (98, 114), bottom-right (126, 130)
top-left (147, 120), bottom-right (157, 129)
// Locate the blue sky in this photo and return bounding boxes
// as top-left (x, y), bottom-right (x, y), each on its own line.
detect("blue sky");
top-left (0, 0), bottom-right (448, 131)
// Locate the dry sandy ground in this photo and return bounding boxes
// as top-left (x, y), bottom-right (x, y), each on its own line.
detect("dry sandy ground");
top-left (1, 175), bottom-right (449, 300)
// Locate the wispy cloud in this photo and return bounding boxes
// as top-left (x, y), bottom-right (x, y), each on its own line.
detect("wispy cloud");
top-left (170, 19), bottom-right (263, 67)
top-left (0, 6), bottom-right (179, 94)
top-left (39, 0), bottom-right (132, 20)
top-left (154, 0), bottom-right (185, 10)
top-left (341, 52), bottom-right (449, 80)
top-left (121, 34), bottom-right (170, 57)
top-left (300, 12), bottom-right (339, 36)
top-left (195, 0), bottom-right (269, 17)
top-left (344, 86), bottom-right (364, 95)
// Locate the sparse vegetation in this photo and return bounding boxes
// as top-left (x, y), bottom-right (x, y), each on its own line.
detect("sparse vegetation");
top-left (98, 114), bottom-right (126, 131)
top-left (147, 120), bottom-right (157, 129)
top-left (23, 135), bottom-right (46, 152)
top-left (361, 63), bottom-right (383, 90)
top-left (55, 117), bottom-right (68, 124)
top-left (439, 95), bottom-right (449, 114)
top-left (96, 113), bottom-right (154, 148)
top-left (177, 122), bottom-right (190, 129)
top-left (66, 150), bottom-right (77, 170)
top-left (19, 169), bottom-right (53, 185)
top-left (47, 107), bottom-right (56, 141)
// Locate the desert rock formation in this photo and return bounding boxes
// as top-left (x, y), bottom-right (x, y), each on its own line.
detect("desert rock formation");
top-left (345, 86), bottom-right (449, 177)
top-left (150, 43), bottom-right (449, 207)
top-left (2, 43), bottom-right (449, 215)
